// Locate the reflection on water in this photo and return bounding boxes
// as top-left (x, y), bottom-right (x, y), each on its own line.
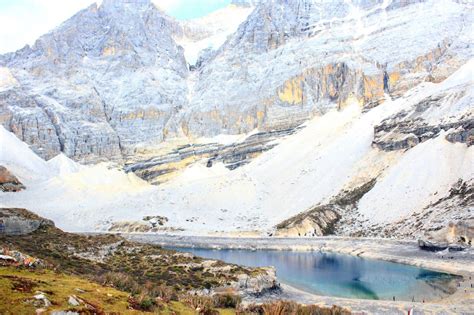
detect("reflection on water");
top-left (169, 247), bottom-right (457, 301)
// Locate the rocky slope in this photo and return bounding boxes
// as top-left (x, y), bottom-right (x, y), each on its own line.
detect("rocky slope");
top-left (0, 0), bottom-right (187, 162)
top-left (4, 208), bottom-right (359, 314)
top-left (182, 0), bottom-right (472, 137)
top-left (0, 59), bottom-right (471, 237)
top-left (0, 0), bottom-right (471, 164)
top-left (0, 0), bottom-right (472, 238)
top-left (0, 208), bottom-right (278, 299)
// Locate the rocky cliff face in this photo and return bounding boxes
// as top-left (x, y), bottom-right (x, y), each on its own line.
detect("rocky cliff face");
top-left (0, 0), bottom-right (187, 162)
top-left (275, 179), bottom-right (376, 237)
top-left (183, 0), bottom-right (471, 137)
top-left (0, 0), bottom-right (471, 165)
top-left (0, 208), bottom-right (54, 235)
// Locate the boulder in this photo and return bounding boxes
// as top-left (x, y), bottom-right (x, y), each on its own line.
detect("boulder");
top-left (418, 220), bottom-right (473, 251)
top-left (0, 208), bottom-right (54, 235)
top-left (68, 295), bottom-right (81, 307)
top-left (417, 239), bottom-right (449, 252)
top-left (34, 293), bottom-right (51, 307)
top-left (234, 267), bottom-right (279, 296)
top-left (274, 205), bottom-right (340, 237)
top-left (0, 166), bottom-right (25, 192)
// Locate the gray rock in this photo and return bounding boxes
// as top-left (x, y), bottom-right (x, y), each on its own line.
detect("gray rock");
top-left (0, 0), bottom-right (187, 162)
top-left (0, 0), bottom-right (471, 165)
top-left (0, 208), bottom-right (54, 235)
top-left (67, 295), bottom-right (80, 307)
top-left (417, 239), bottom-right (449, 252)
top-left (0, 166), bottom-right (25, 192)
top-left (373, 92), bottom-right (474, 151)
top-left (126, 126), bottom-right (300, 183)
top-left (235, 267), bottom-right (279, 296)
top-left (34, 293), bottom-right (51, 307)
top-left (275, 179), bottom-right (377, 237)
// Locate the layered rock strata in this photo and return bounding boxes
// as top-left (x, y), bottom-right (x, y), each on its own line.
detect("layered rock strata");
top-left (126, 127), bottom-right (300, 183)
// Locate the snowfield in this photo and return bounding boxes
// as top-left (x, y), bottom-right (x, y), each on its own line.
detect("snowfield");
top-left (0, 60), bottom-right (473, 235)
top-left (176, 4), bottom-right (254, 65)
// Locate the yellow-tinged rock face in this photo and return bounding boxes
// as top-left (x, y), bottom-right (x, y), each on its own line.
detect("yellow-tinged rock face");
top-left (181, 120), bottom-right (190, 137)
top-left (362, 74), bottom-right (385, 101)
top-left (276, 63), bottom-right (364, 110)
top-left (120, 108), bottom-right (164, 120)
top-left (388, 40), bottom-right (454, 96)
top-left (389, 71), bottom-right (400, 88)
top-left (162, 127), bottom-right (169, 139)
top-left (102, 46), bottom-right (116, 56)
top-left (0, 67), bottom-right (19, 90)
top-left (244, 112), bottom-right (256, 128)
top-left (278, 77), bottom-right (304, 104)
top-left (256, 110), bottom-right (265, 125)
top-left (46, 47), bottom-right (54, 58)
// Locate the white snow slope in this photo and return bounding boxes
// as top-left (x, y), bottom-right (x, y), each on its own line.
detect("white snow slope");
top-left (176, 4), bottom-right (254, 65)
top-left (0, 60), bottom-right (473, 234)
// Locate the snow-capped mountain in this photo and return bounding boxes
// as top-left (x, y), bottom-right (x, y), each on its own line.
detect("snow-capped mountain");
top-left (0, 0), bottom-right (472, 237)
top-left (1, 0), bottom-right (471, 162)
top-left (0, 0), bottom-right (188, 161)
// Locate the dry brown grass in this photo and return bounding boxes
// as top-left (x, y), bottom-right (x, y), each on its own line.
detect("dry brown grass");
top-left (181, 294), bottom-right (220, 314)
top-left (239, 301), bottom-right (351, 315)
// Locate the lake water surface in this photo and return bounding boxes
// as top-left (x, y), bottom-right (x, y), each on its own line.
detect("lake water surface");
top-left (170, 247), bottom-right (457, 301)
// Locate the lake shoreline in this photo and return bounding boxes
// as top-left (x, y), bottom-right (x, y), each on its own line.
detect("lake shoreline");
top-left (122, 234), bottom-right (474, 314)
top-left (259, 282), bottom-right (474, 314)
top-left (122, 234), bottom-right (474, 275)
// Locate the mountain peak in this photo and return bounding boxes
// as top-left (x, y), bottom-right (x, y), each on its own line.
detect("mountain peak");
top-left (100, 0), bottom-right (152, 10)
top-left (231, 0), bottom-right (260, 7)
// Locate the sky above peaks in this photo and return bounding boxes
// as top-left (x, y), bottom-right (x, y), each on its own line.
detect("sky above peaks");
top-left (160, 0), bottom-right (230, 19)
top-left (0, 0), bottom-right (230, 54)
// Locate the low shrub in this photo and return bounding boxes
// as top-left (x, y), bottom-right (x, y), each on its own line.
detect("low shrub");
top-left (181, 294), bottom-right (219, 315)
top-left (237, 301), bottom-right (351, 315)
top-left (143, 281), bottom-right (178, 302)
top-left (139, 297), bottom-right (154, 311)
top-left (262, 301), bottom-right (292, 315)
top-left (213, 293), bottom-right (242, 308)
top-left (99, 272), bottom-right (141, 295)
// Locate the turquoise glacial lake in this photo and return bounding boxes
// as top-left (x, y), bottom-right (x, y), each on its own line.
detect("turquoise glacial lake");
top-left (170, 247), bottom-right (458, 301)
